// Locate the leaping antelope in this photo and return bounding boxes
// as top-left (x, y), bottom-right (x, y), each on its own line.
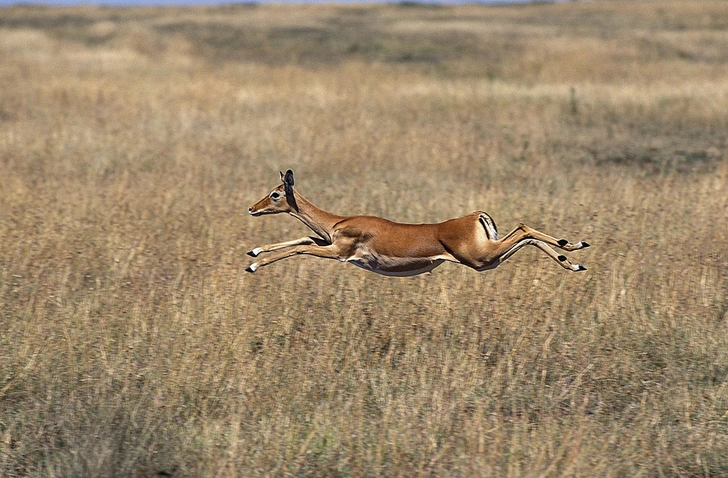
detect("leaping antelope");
top-left (246, 170), bottom-right (589, 276)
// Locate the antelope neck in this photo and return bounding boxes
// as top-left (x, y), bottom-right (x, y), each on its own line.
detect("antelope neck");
top-left (288, 192), bottom-right (343, 244)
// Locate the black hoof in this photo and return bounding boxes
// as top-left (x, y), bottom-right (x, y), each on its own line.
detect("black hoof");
top-left (245, 266), bottom-right (255, 273)
top-left (558, 239), bottom-right (568, 247)
top-left (581, 241), bottom-right (590, 248)
top-left (246, 250), bottom-right (256, 257)
top-left (558, 255), bottom-right (567, 262)
top-left (576, 265), bottom-right (587, 271)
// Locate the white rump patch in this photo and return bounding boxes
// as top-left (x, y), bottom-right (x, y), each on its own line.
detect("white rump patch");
top-left (479, 215), bottom-right (498, 241)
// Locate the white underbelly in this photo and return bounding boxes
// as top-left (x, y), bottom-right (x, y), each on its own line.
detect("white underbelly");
top-left (346, 257), bottom-right (447, 277)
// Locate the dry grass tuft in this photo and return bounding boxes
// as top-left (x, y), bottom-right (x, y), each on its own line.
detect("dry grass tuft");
top-left (1, 1), bottom-right (728, 476)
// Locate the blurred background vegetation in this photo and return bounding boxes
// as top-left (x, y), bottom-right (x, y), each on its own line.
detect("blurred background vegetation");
top-left (1, 1), bottom-right (727, 476)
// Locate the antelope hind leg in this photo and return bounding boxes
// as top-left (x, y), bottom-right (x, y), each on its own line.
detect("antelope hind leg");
top-left (498, 239), bottom-right (586, 272)
top-left (500, 223), bottom-right (590, 252)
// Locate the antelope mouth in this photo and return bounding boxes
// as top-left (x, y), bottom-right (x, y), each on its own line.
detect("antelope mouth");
top-left (248, 209), bottom-right (262, 217)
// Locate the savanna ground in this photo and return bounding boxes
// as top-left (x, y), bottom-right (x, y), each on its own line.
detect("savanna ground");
top-left (1, 1), bottom-right (728, 476)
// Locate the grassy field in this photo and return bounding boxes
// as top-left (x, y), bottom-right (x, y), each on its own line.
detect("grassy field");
top-left (1, 1), bottom-right (728, 476)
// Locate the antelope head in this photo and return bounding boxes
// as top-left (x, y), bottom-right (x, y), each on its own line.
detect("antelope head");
top-left (248, 169), bottom-right (299, 216)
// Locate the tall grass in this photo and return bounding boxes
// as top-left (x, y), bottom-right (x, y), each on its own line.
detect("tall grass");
top-left (1, 1), bottom-right (728, 476)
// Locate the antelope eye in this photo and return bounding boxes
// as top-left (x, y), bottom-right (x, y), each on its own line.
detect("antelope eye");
top-left (269, 192), bottom-right (281, 200)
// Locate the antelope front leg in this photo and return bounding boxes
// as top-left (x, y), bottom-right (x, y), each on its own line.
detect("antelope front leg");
top-left (246, 244), bottom-right (344, 273)
top-left (247, 236), bottom-right (328, 257)
top-left (499, 223), bottom-right (590, 252)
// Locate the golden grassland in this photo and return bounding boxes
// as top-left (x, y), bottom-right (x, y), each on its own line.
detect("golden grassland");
top-left (1, 1), bottom-right (728, 475)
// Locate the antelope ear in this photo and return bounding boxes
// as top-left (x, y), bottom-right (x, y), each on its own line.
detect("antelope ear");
top-left (280, 171), bottom-right (285, 182)
top-left (284, 170), bottom-right (294, 188)
top-left (283, 170), bottom-right (298, 211)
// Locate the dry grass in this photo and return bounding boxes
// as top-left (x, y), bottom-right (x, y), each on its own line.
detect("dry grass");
top-left (1, 1), bottom-right (728, 476)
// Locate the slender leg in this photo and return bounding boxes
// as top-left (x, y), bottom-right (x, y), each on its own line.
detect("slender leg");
top-left (246, 244), bottom-right (344, 272)
top-left (498, 223), bottom-right (589, 252)
top-left (247, 236), bottom-right (328, 257)
top-left (498, 239), bottom-right (586, 271)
